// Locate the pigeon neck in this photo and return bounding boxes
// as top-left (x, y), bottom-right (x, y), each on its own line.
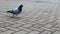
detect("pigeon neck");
top-left (18, 6), bottom-right (22, 11)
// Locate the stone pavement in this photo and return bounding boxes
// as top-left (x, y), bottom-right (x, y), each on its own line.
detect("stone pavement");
top-left (0, 0), bottom-right (60, 34)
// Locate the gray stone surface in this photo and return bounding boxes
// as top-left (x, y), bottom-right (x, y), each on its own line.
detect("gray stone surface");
top-left (0, 0), bottom-right (60, 34)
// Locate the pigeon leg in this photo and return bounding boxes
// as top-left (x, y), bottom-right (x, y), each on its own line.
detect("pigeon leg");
top-left (13, 14), bottom-right (15, 17)
top-left (16, 15), bottom-right (17, 16)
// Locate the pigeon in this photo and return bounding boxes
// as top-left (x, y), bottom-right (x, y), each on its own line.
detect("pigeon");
top-left (7, 4), bottom-right (23, 17)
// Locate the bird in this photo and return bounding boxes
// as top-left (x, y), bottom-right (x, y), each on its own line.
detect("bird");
top-left (7, 4), bottom-right (23, 17)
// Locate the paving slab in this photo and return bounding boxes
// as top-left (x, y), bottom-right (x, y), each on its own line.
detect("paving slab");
top-left (0, 0), bottom-right (60, 34)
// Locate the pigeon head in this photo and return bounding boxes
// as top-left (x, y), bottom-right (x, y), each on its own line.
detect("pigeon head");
top-left (18, 4), bottom-right (23, 11)
top-left (20, 4), bottom-right (23, 7)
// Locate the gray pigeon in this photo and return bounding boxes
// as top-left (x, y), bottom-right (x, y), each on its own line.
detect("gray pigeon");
top-left (7, 5), bottom-right (23, 17)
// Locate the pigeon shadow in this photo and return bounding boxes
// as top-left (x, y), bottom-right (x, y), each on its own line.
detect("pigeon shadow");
top-left (4, 15), bottom-right (24, 22)
top-left (5, 15), bottom-right (20, 19)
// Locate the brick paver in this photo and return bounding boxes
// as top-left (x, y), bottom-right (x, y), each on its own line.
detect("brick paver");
top-left (0, 0), bottom-right (60, 34)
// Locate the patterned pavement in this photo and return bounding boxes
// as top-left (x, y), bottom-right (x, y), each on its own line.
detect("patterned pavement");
top-left (0, 0), bottom-right (60, 34)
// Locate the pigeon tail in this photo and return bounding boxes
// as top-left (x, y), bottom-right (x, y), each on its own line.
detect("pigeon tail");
top-left (7, 10), bottom-right (17, 15)
top-left (7, 11), bottom-right (12, 13)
